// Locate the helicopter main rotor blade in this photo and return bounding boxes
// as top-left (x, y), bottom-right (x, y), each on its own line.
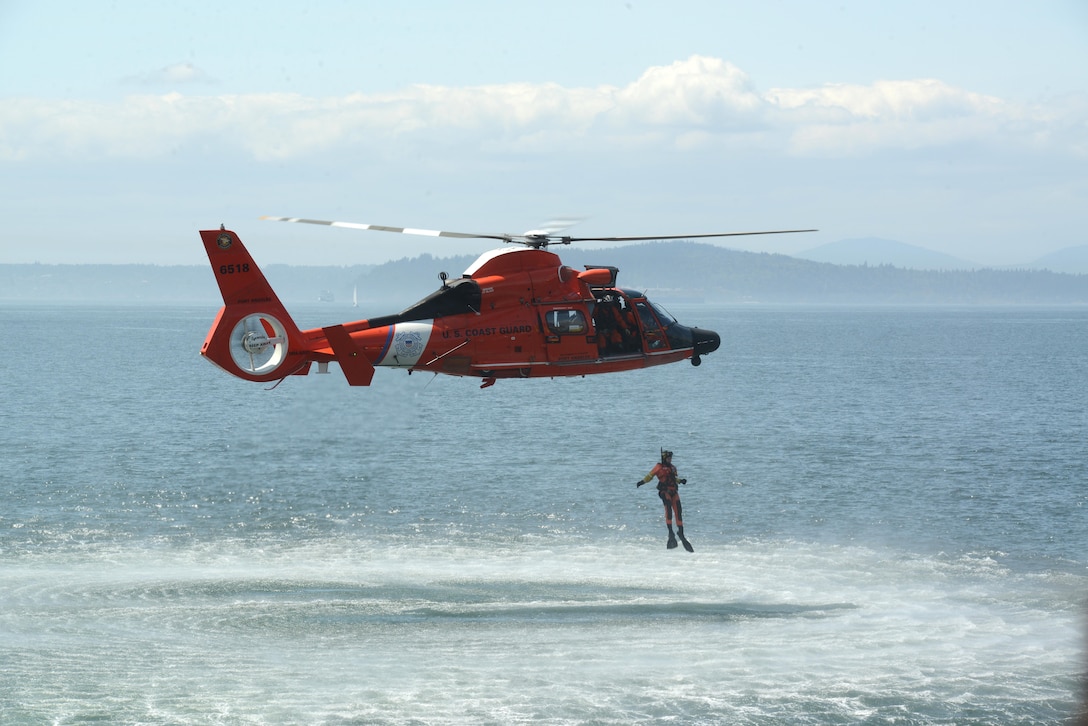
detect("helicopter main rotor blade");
top-left (565, 229), bottom-right (818, 242)
top-left (262, 216), bottom-right (816, 248)
top-left (526, 217), bottom-right (587, 236)
top-left (261, 216), bottom-right (510, 242)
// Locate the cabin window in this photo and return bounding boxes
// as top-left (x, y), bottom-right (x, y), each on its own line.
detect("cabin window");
top-left (544, 309), bottom-right (588, 335)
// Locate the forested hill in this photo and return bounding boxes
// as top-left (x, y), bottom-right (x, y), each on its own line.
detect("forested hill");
top-left (562, 242), bottom-right (1088, 304)
top-left (3, 241), bottom-right (1087, 305)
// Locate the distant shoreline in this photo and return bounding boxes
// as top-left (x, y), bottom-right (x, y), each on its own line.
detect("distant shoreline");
top-left (3, 242), bottom-right (1087, 305)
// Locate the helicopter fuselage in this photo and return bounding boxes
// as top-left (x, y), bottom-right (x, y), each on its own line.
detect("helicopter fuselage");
top-left (200, 229), bottom-right (720, 387)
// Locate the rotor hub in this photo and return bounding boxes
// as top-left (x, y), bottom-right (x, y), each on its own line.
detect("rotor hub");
top-left (241, 330), bottom-right (272, 355)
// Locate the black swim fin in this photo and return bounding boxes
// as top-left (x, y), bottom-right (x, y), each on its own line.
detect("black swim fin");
top-left (677, 526), bottom-right (694, 552)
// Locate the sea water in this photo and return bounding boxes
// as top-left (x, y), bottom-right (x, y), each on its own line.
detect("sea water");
top-left (1, 303), bottom-right (1085, 724)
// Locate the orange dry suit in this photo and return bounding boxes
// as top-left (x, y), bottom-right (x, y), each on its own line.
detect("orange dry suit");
top-left (643, 462), bottom-right (683, 528)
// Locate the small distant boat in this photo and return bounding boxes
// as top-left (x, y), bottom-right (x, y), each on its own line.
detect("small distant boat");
top-left (353, 285), bottom-right (358, 308)
top-left (319, 290), bottom-right (335, 303)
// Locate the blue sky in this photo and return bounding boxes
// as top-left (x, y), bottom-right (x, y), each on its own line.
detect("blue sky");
top-left (1, 0), bottom-right (1086, 265)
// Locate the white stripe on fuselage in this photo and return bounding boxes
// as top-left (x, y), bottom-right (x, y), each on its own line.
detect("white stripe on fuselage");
top-left (377, 321), bottom-right (434, 367)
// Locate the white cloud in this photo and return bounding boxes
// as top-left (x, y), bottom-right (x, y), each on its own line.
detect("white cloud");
top-left (1, 56), bottom-right (1082, 163)
top-left (611, 56), bottom-right (765, 128)
top-left (768, 78), bottom-right (999, 120)
top-left (764, 79), bottom-right (1024, 155)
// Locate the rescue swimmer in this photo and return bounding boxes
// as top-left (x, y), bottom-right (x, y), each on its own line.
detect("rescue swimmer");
top-left (636, 449), bottom-right (694, 552)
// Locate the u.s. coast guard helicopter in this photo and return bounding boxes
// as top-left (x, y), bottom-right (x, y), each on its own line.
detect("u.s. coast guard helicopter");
top-left (199, 217), bottom-right (813, 388)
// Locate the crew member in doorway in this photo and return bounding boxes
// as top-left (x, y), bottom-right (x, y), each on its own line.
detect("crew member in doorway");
top-left (636, 449), bottom-right (693, 552)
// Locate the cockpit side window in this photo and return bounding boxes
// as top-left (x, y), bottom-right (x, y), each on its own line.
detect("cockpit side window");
top-left (635, 301), bottom-right (661, 332)
top-left (545, 309), bottom-right (588, 335)
top-left (635, 301), bottom-right (668, 349)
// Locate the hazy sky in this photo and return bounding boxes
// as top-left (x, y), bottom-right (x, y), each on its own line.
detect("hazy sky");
top-left (1, 0), bottom-right (1086, 266)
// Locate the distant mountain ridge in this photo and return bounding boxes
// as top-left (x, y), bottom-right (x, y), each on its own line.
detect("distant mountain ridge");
top-left (2, 242), bottom-right (1087, 305)
top-left (796, 237), bottom-right (1088, 274)
top-left (1027, 245), bottom-right (1088, 274)
top-left (796, 238), bottom-right (976, 270)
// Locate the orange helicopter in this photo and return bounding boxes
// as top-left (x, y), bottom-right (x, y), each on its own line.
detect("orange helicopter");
top-left (199, 218), bottom-right (813, 388)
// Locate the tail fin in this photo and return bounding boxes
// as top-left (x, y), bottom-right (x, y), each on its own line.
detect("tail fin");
top-left (199, 228), bottom-right (310, 383)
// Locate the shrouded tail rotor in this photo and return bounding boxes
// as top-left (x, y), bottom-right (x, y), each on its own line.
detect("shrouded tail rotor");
top-left (229, 313), bottom-right (289, 375)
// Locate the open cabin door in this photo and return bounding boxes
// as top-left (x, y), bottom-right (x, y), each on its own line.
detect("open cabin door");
top-left (591, 292), bottom-right (645, 357)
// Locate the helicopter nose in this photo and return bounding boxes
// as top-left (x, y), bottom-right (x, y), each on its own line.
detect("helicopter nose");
top-left (692, 327), bottom-right (720, 356)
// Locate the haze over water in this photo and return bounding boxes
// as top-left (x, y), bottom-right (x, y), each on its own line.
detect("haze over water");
top-left (2, 303), bottom-right (1085, 724)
